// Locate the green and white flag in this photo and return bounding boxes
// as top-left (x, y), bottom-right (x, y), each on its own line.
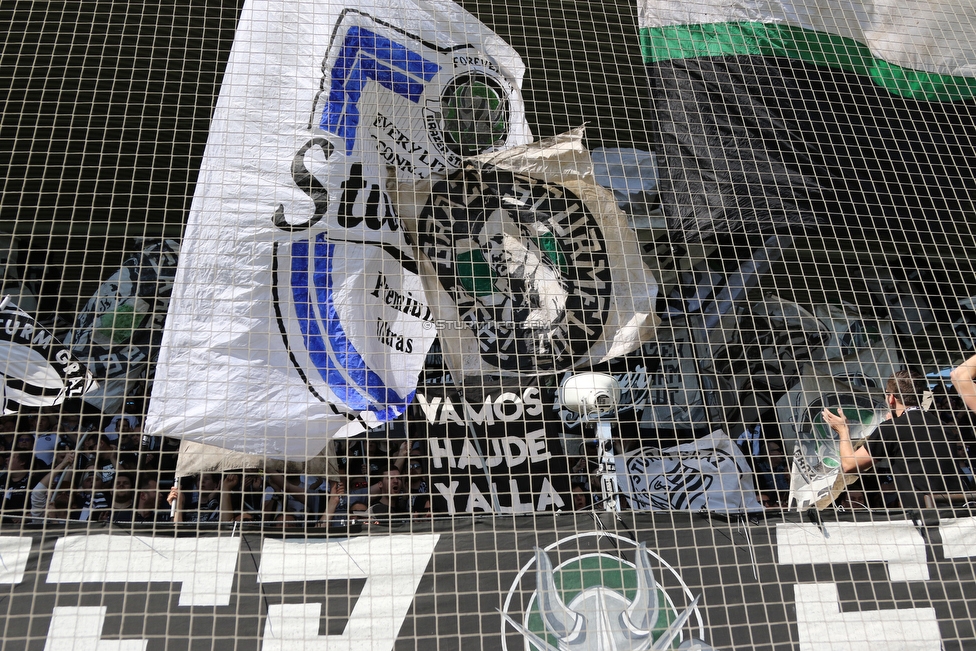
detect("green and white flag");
top-left (777, 372), bottom-right (889, 510)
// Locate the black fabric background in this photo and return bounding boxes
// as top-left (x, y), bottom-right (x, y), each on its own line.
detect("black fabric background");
top-left (1, 512), bottom-right (975, 650)
top-left (649, 56), bottom-right (976, 245)
top-left (0, 0), bottom-right (652, 322)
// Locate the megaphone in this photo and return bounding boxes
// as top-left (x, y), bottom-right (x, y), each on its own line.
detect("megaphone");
top-left (558, 372), bottom-right (621, 421)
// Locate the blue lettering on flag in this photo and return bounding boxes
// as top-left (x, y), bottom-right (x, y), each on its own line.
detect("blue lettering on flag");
top-left (322, 26), bottom-right (441, 154)
top-left (291, 234), bottom-right (413, 421)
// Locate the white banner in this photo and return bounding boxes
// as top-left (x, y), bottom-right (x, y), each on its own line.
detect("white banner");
top-left (0, 298), bottom-right (97, 413)
top-left (617, 430), bottom-right (764, 513)
top-left (146, 0), bottom-right (532, 460)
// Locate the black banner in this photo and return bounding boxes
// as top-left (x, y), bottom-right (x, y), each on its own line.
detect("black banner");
top-left (406, 381), bottom-right (572, 515)
top-left (2, 512), bottom-right (975, 650)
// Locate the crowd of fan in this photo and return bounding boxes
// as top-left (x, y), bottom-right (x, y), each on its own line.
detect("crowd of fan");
top-left (0, 409), bottom-right (174, 525)
top-left (4, 375), bottom-right (976, 525)
top-left (0, 403), bottom-right (621, 524)
top-left (0, 409), bottom-right (438, 527)
top-left (167, 441), bottom-right (433, 526)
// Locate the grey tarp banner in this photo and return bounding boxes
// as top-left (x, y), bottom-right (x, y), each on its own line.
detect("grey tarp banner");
top-left (2, 512), bottom-right (975, 650)
top-left (616, 430), bottom-right (765, 513)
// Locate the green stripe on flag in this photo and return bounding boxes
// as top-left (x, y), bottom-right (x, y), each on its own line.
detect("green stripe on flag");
top-left (641, 22), bottom-right (976, 101)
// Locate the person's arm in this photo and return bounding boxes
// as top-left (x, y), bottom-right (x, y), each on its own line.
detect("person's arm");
top-left (393, 442), bottom-right (409, 473)
top-left (317, 480), bottom-right (345, 526)
top-left (951, 352), bottom-right (976, 414)
top-left (38, 452), bottom-right (74, 490)
top-left (265, 473), bottom-right (307, 504)
top-left (822, 408), bottom-right (874, 473)
top-left (30, 481), bottom-right (50, 520)
top-left (219, 474), bottom-right (240, 522)
top-left (305, 475), bottom-right (326, 493)
top-left (167, 484), bottom-right (185, 523)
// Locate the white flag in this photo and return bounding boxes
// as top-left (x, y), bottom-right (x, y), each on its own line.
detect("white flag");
top-left (617, 430), bottom-right (764, 513)
top-left (777, 372), bottom-right (889, 510)
top-left (145, 0), bottom-right (532, 461)
top-left (0, 298), bottom-right (97, 413)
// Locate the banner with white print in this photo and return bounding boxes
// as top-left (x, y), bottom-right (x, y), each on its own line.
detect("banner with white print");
top-left (406, 379), bottom-right (572, 515)
top-left (3, 515), bottom-right (976, 649)
top-left (617, 430), bottom-right (764, 513)
top-left (552, 332), bottom-right (735, 445)
top-left (0, 298), bottom-right (97, 413)
top-left (549, 241), bottom-right (802, 442)
top-left (742, 297), bottom-right (901, 421)
top-left (808, 303), bottom-right (902, 392)
top-left (145, 0), bottom-right (532, 461)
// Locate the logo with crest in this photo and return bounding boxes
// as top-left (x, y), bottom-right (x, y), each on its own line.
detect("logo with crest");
top-left (501, 532), bottom-right (712, 651)
top-left (439, 72), bottom-right (510, 157)
top-left (414, 167), bottom-right (613, 373)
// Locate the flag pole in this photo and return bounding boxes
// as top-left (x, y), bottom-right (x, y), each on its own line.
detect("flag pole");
top-left (558, 372), bottom-right (622, 512)
top-left (50, 431), bottom-right (88, 505)
top-left (593, 420), bottom-right (620, 512)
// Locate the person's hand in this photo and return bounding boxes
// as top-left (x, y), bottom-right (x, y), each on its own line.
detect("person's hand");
top-left (329, 480), bottom-right (345, 496)
top-left (57, 452), bottom-right (75, 469)
top-left (822, 408), bottom-right (850, 436)
top-left (950, 355), bottom-right (976, 385)
top-left (222, 474), bottom-right (241, 491)
top-left (167, 485), bottom-right (180, 505)
top-left (951, 352), bottom-right (976, 415)
top-left (824, 407), bottom-right (873, 472)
